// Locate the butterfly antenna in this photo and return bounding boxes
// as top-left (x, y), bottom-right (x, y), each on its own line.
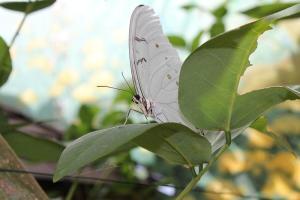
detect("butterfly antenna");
top-left (97, 85), bottom-right (132, 94)
top-left (121, 72), bottom-right (135, 94)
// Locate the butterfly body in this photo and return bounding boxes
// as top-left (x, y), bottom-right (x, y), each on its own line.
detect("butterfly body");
top-left (132, 94), bottom-right (153, 118)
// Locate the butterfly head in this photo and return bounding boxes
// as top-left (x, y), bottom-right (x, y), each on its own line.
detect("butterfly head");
top-left (132, 94), bottom-right (153, 117)
top-left (132, 94), bottom-right (141, 104)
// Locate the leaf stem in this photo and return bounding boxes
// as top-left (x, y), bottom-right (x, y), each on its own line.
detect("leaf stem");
top-left (0, 1), bottom-right (33, 66)
top-left (175, 130), bottom-right (231, 200)
top-left (9, 10), bottom-right (29, 48)
top-left (65, 181), bottom-right (78, 200)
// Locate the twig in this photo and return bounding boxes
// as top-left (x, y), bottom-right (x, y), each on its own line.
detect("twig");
top-left (175, 131), bottom-right (232, 200)
top-left (0, 1), bottom-right (33, 66)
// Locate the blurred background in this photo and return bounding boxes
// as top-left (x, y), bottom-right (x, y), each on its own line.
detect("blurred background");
top-left (0, 0), bottom-right (300, 199)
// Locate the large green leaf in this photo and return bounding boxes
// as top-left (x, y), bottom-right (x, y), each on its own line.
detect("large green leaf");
top-left (54, 123), bottom-right (211, 182)
top-left (0, 0), bottom-right (56, 13)
top-left (232, 87), bottom-right (300, 128)
top-left (0, 37), bottom-right (12, 87)
top-left (2, 131), bottom-right (64, 162)
top-left (242, 2), bottom-right (299, 19)
top-left (133, 123), bottom-right (211, 165)
top-left (179, 5), bottom-right (300, 131)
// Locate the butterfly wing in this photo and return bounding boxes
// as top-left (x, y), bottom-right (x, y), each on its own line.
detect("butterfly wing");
top-left (129, 5), bottom-right (188, 124)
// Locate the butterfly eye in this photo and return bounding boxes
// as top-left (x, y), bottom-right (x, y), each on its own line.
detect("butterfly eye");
top-left (135, 95), bottom-right (140, 100)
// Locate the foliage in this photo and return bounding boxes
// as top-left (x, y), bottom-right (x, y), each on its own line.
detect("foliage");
top-left (64, 104), bottom-right (100, 140)
top-left (3, 131), bottom-right (64, 162)
top-left (167, 35), bottom-right (186, 48)
top-left (0, 112), bottom-right (64, 162)
top-left (54, 123), bottom-right (211, 181)
top-left (0, 0), bottom-right (56, 13)
top-left (0, 37), bottom-right (12, 87)
top-left (179, 8), bottom-right (300, 131)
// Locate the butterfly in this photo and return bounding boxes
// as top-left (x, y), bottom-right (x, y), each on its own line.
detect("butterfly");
top-left (129, 5), bottom-right (190, 125)
top-left (128, 5), bottom-right (244, 152)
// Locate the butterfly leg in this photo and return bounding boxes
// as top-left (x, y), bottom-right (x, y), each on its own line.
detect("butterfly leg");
top-left (145, 115), bottom-right (150, 124)
top-left (123, 108), bottom-right (145, 125)
top-left (123, 109), bottom-right (132, 125)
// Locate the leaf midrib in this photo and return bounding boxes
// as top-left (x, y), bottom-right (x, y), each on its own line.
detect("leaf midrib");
top-left (225, 29), bottom-right (259, 131)
top-left (157, 134), bottom-right (193, 167)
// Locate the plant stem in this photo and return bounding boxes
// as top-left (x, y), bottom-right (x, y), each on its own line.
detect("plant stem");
top-left (65, 181), bottom-right (78, 200)
top-left (0, 1), bottom-right (32, 66)
top-left (9, 10), bottom-right (29, 48)
top-left (175, 130), bottom-right (232, 200)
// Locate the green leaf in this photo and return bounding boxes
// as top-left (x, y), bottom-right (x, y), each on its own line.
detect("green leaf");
top-left (231, 87), bottom-right (300, 129)
top-left (179, 5), bottom-right (300, 131)
top-left (190, 31), bottom-right (203, 52)
top-left (212, 4), bottom-right (227, 19)
top-left (64, 123), bottom-right (89, 140)
top-left (168, 35), bottom-right (186, 48)
top-left (250, 116), bottom-right (268, 132)
top-left (210, 20), bottom-right (225, 37)
top-left (0, 112), bottom-right (9, 128)
top-left (101, 111), bottom-right (129, 127)
top-left (54, 123), bottom-right (211, 182)
top-left (0, 37), bottom-right (12, 87)
top-left (242, 2), bottom-right (298, 19)
top-left (133, 123), bottom-right (211, 166)
top-left (2, 131), bottom-right (64, 162)
top-left (79, 104), bottom-right (99, 125)
top-left (113, 89), bottom-right (132, 105)
top-left (111, 82), bottom-right (134, 104)
top-left (181, 3), bottom-right (199, 11)
top-left (0, 0), bottom-right (56, 13)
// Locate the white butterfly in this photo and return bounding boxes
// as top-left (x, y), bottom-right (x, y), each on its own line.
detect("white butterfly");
top-left (129, 5), bottom-right (188, 125)
top-left (129, 5), bottom-right (245, 152)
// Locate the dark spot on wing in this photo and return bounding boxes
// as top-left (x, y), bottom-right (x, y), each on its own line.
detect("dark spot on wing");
top-left (135, 36), bottom-right (147, 43)
top-left (137, 58), bottom-right (147, 65)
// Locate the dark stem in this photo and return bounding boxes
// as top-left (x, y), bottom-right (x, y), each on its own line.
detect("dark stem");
top-left (175, 130), bottom-right (232, 200)
top-left (0, 1), bottom-right (33, 66)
